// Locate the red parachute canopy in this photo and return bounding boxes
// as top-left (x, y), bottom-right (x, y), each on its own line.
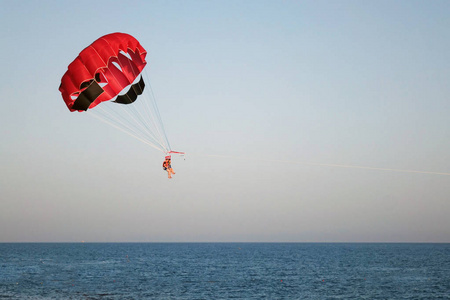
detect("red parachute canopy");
top-left (59, 33), bottom-right (147, 112)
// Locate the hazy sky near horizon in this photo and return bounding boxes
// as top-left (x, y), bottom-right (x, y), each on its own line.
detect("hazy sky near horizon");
top-left (1, 0), bottom-right (449, 242)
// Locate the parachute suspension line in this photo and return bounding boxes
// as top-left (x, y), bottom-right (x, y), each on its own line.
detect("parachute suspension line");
top-left (112, 58), bottom-right (167, 151)
top-left (94, 102), bottom-right (168, 151)
top-left (143, 68), bottom-right (172, 152)
top-left (86, 81), bottom-right (168, 152)
top-left (115, 54), bottom-right (169, 151)
top-left (91, 99), bottom-right (168, 152)
top-left (90, 104), bottom-right (142, 140)
top-left (136, 71), bottom-right (169, 152)
top-left (88, 111), bottom-right (165, 152)
top-left (89, 103), bottom-right (166, 150)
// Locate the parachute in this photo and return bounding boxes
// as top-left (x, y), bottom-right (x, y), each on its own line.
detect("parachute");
top-left (59, 32), bottom-right (183, 156)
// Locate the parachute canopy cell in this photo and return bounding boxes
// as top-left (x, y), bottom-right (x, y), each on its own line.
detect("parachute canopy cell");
top-left (59, 32), bottom-right (147, 112)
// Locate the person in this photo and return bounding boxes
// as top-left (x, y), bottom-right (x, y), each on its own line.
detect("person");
top-left (162, 156), bottom-right (176, 179)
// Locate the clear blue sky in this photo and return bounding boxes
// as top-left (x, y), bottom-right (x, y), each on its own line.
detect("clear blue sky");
top-left (1, 0), bottom-right (449, 242)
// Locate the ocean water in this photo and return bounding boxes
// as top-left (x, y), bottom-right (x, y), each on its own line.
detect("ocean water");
top-left (0, 243), bottom-right (449, 299)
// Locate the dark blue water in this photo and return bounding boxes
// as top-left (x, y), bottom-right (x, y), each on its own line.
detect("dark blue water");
top-left (1, 243), bottom-right (449, 299)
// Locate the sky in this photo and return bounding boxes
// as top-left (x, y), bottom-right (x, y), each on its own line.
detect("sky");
top-left (1, 0), bottom-right (449, 243)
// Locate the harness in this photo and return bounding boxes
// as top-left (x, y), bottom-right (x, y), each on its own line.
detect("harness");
top-left (162, 160), bottom-right (171, 170)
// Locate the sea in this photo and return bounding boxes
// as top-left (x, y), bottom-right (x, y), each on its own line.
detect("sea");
top-left (0, 243), bottom-right (449, 299)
